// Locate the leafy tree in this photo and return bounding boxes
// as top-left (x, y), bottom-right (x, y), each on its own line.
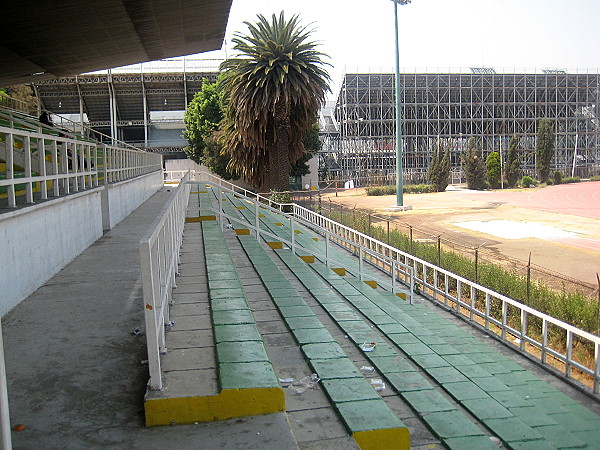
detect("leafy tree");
top-left (5, 85), bottom-right (37, 114)
top-left (219, 12), bottom-right (331, 191)
top-left (183, 79), bottom-right (239, 180)
top-left (486, 151), bottom-right (501, 189)
top-left (428, 140), bottom-right (450, 192)
top-left (504, 135), bottom-right (521, 188)
top-left (462, 137), bottom-right (487, 190)
top-left (536, 118), bottom-right (555, 183)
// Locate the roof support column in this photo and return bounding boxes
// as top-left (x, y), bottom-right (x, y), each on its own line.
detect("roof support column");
top-left (108, 69), bottom-right (117, 145)
top-left (142, 71), bottom-right (148, 147)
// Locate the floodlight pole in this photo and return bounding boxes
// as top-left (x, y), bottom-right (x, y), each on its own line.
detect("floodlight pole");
top-left (393, 0), bottom-right (410, 206)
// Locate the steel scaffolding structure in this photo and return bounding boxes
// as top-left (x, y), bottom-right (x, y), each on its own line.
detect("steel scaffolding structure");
top-left (321, 70), bottom-right (600, 184)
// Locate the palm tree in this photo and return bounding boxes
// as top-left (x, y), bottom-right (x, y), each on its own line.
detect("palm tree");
top-left (219, 12), bottom-right (331, 191)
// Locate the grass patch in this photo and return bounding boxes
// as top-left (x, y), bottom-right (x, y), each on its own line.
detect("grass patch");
top-left (326, 208), bottom-right (598, 340)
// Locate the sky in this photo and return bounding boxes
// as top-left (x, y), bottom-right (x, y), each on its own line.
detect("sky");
top-left (200, 0), bottom-right (600, 98)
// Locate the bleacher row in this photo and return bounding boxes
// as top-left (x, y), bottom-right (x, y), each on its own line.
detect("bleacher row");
top-left (147, 183), bottom-right (600, 450)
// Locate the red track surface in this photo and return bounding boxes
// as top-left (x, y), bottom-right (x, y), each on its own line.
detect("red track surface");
top-left (452, 181), bottom-right (600, 254)
top-left (455, 181), bottom-right (600, 219)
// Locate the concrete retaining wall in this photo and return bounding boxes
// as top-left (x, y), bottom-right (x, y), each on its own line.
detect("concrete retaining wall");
top-left (101, 171), bottom-right (163, 230)
top-left (0, 171), bottom-right (163, 316)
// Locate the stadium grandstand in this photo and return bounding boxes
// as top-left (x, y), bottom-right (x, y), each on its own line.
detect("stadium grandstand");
top-left (31, 59), bottom-right (222, 158)
top-left (321, 69), bottom-right (600, 185)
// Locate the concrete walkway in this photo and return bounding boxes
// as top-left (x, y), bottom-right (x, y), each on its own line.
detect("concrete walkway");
top-left (2, 187), bottom-right (296, 449)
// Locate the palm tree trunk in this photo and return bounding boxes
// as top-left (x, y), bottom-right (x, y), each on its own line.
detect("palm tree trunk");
top-left (268, 101), bottom-right (291, 192)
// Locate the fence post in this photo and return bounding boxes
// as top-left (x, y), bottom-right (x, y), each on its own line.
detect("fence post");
top-left (409, 225), bottom-right (413, 254)
top-left (527, 252), bottom-right (531, 306)
top-left (437, 235), bottom-right (441, 267)
top-left (318, 189), bottom-right (322, 213)
top-left (474, 248), bottom-right (479, 283)
top-left (387, 220), bottom-right (390, 244)
top-left (597, 273), bottom-right (600, 335)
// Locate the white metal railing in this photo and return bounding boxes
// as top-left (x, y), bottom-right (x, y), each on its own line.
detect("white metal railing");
top-left (0, 94), bottom-right (28, 114)
top-left (196, 177), bottom-right (415, 303)
top-left (195, 170), bottom-right (600, 395)
top-left (0, 110), bottom-right (163, 208)
top-left (290, 197), bottom-right (600, 395)
top-left (164, 170), bottom-right (195, 184)
top-left (139, 172), bottom-right (191, 390)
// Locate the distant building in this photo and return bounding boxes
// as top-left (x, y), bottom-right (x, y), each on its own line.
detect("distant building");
top-left (32, 58), bottom-right (222, 159)
top-left (320, 69), bottom-right (600, 185)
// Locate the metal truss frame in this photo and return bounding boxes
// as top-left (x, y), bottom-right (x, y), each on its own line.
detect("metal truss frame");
top-left (323, 71), bottom-right (600, 183)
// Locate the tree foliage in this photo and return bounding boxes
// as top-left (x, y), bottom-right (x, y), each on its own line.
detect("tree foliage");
top-left (5, 85), bottom-right (37, 114)
top-left (428, 140), bottom-right (450, 192)
top-left (462, 137), bottom-right (487, 190)
top-left (504, 135), bottom-right (521, 188)
top-left (486, 151), bottom-right (501, 189)
top-left (219, 12), bottom-right (331, 191)
top-left (183, 78), bottom-right (239, 180)
top-left (536, 118), bottom-right (555, 182)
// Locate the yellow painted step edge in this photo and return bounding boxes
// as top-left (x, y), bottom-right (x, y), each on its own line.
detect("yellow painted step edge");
top-left (396, 292), bottom-right (407, 300)
top-left (300, 255), bottom-right (315, 263)
top-left (186, 216), bottom-right (216, 222)
top-left (332, 267), bottom-right (346, 276)
top-left (145, 387), bottom-right (285, 426)
top-left (364, 280), bottom-right (378, 289)
top-left (353, 427), bottom-right (410, 450)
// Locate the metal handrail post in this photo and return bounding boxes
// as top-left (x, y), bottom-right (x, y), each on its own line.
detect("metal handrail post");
top-left (0, 322), bottom-right (12, 450)
top-left (255, 198), bottom-right (260, 240)
top-left (359, 247), bottom-right (364, 282)
top-left (218, 187), bottom-right (224, 230)
top-left (290, 216), bottom-right (296, 255)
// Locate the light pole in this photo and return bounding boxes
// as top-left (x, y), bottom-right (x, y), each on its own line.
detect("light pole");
top-left (393, 0), bottom-right (410, 207)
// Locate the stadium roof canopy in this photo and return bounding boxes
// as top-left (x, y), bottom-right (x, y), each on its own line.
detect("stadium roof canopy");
top-left (0, 0), bottom-right (232, 87)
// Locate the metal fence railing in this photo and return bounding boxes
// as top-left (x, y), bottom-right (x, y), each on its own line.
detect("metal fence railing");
top-left (145, 170), bottom-right (600, 395)
top-left (194, 177), bottom-right (416, 302)
top-left (0, 109), bottom-right (163, 208)
top-left (290, 193), bottom-right (600, 395)
top-left (164, 170), bottom-right (195, 184)
top-left (294, 194), bottom-right (599, 300)
top-left (139, 172), bottom-right (191, 390)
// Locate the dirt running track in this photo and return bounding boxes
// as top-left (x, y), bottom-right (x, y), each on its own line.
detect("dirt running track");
top-left (322, 181), bottom-right (600, 286)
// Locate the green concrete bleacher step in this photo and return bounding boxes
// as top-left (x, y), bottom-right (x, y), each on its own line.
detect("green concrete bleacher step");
top-left (303, 257), bottom-right (600, 449)
top-left (204, 186), bottom-right (600, 448)
top-left (233, 230), bottom-right (410, 449)
top-left (144, 217), bottom-right (284, 426)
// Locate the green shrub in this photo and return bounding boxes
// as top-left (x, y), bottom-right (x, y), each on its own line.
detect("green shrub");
top-left (486, 152), bottom-right (502, 189)
top-left (365, 187), bottom-right (386, 196)
top-left (365, 184), bottom-right (433, 196)
top-left (562, 176), bottom-right (580, 184)
top-left (404, 184), bottom-right (433, 194)
top-left (553, 171), bottom-right (563, 185)
top-left (521, 175), bottom-right (534, 188)
top-left (590, 175), bottom-right (600, 181)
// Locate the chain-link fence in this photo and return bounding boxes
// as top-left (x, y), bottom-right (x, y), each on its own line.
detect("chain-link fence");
top-left (291, 190), bottom-right (600, 335)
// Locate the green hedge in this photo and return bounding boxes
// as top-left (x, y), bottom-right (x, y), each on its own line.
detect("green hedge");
top-left (365, 184), bottom-right (433, 196)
